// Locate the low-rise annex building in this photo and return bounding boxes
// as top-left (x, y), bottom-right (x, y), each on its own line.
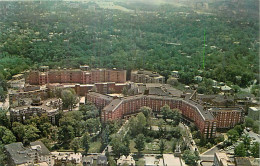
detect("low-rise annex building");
top-left (5, 141), bottom-right (54, 166)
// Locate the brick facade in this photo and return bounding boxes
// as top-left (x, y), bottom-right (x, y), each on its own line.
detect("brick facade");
top-left (210, 107), bottom-right (244, 129)
top-left (100, 95), bottom-right (217, 138)
top-left (86, 92), bottom-right (113, 110)
top-left (86, 91), bottom-right (244, 138)
top-left (26, 68), bottom-right (126, 85)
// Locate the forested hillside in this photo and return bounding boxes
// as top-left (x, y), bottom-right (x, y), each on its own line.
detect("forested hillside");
top-left (0, 0), bottom-right (259, 97)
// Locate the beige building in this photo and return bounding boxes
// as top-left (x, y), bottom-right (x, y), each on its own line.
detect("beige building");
top-left (131, 70), bottom-right (165, 84)
top-left (214, 152), bottom-right (235, 166)
top-left (5, 141), bottom-right (54, 166)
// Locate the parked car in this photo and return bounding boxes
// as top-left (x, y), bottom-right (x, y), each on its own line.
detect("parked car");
top-left (246, 128), bottom-right (251, 132)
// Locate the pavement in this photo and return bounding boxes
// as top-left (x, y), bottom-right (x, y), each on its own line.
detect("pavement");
top-left (200, 155), bottom-right (214, 162)
top-left (179, 123), bottom-right (198, 153)
top-left (144, 154), bottom-right (187, 166)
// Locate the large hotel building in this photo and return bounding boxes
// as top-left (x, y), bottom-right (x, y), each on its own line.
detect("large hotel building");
top-left (87, 90), bottom-right (244, 139)
top-left (23, 67), bottom-right (244, 138)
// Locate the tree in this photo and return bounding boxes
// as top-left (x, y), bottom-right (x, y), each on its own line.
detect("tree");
top-left (111, 135), bottom-right (124, 159)
top-left (108, 156), bottom-right (117, 166)
top-left (23, 125), bottom-right (40, 145)
top-left (82, 132), bottom-right (90, 155)
top-left (0, 143), bottom-right (7, 166)
top-left (140, 106), bottom-right (152, 119)
top-left (233, 125), bottom-right (244, 136)
top-left (70, 137), bottom-right (82, 153)
top-left (85, 118), bottom-right (101, 134)
top-left (172, 138), bottom-right (177, 153)
top-left (61, 88), bottom-right (78, 111)
top-left (182, 150), bottom-right (200, 166)
top-left (227, 129), bottom-right (239, 143)
top-left (111, 134), bottom-right (130, 159)
top-left (129, 112), bottom-right (147, 136)
top-left (159, 139), bottom-right (166, 154)
top-left (121, 136), bottom-right (130, 157)
top-left (245, 117), bottom-right (254, 128)
top-left (135, 134), bottom-right (145, 154)
top-left (0, 109), bottom-right (10, 128)
top-left (234, 143), bottom-right (246, 157)
top-left (242, 134), bottom-right (251, 150)
top-left (158, 119), bottom-right (165, 138)
top-left (171, 127), bottom-right (181, 139)
top-left (159, 139), bottom-right (166, 166)
top-left (58, 125), bottom-right (75, 149)
top-left (170, 109), bottom-right (181, 126)
top-left (0, 126), bottom-right (16, 144)
top-left (0, 87), bottom-right (6, 102)
top-left (250, 142), bottom-right (259, 158)
top-left (39, 122), bottom-right (52, 137)
top-left (12, 122), bottom-right (25, 142)
top-left (79, 104), bottom-right (99, 120)
top-left (122, 87), bottom-right (128, 96)
top-left (140, 106), bottom-right (152, 129)
top-left (161, 105), bottom-right (171, 121)
top-left (252, 123), bottom-right (259, 133)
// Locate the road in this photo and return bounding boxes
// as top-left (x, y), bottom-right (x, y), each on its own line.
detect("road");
top-left (244, 129), bottom-right (260, 143)
top-left (179, 123), bottom-right (199, 153)
top-left (203, 146), bottom-right (219, 155)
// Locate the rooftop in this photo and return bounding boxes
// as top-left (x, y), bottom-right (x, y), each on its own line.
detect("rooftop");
top-left (209, 107), bottom-right (243, 112)
top-left (249, 107), bottom-right (260, 111)
top-left (30, 141), bottom-right (51, 156)
top-left (5, 142), bottom-right (34, 165)
top-left (87, 92), bottom-right (113, 101)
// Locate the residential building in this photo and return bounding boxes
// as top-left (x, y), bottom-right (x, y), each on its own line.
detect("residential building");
top-left (5, 141), bottom-right (54, 166)
top-left (86, 92), bottom-right (113, 110)
top-left (10, 98), bottom-right (62, 124)
top-left (82, 156), bottom-right (94, 166)
top-left (117, 155), bottom-right (135, 166)
top-left (171, 70), bottom-right (179, 78)
top-left (235, 157), bottom-right (260, 166)
top-left (87, 89), bottom-right (244, 138)
top-left (100, 93), bottom-right (217, 138)
top-left (131, 70), bottom-right (165, 84)
top-left (97, 155), bottom-right (107, 166)
top-left (209, 107), bottom-right (244, 129)
top-left (248, 107), bottom-right (260, 120)
top-left (26, 66), bottom-right (126, 85)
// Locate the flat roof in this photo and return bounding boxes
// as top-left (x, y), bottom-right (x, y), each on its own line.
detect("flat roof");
top-left (87, 92), bottom-right (113, 101)
top-left (4, 142), bottom-right (34, 165)
top-left (249, 107), bottom-right (260, 111)
top-left (103, 99), bottom-right (123, 112)
top-left (209, 107), bottom-right (243, 112)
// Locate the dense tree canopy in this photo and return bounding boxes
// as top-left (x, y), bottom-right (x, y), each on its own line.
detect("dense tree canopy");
top-left (0, 1), bottom-right (258, 98)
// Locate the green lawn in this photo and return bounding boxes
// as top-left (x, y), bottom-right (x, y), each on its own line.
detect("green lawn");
top-left (89, 140), bottom-right (102, 153)
top-left (198, 146), bottom-right (208, 153)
